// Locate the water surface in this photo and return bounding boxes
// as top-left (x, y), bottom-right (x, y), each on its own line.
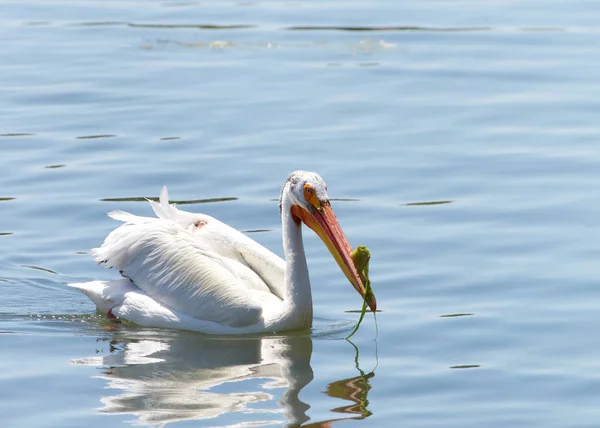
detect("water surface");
top-left (3, 0), bottom-right (600, 426)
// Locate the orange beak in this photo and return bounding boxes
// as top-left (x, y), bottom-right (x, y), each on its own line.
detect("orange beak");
top-left (291, 202), bottom-right (377, 312)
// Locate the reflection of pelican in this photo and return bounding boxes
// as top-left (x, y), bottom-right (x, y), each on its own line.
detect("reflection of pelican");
top-left (70, 171), bottom-right (376, 334)
top-left (71, 328), bottom-right (374, 426)
top-left (311, 372), bottom-right (374, 427)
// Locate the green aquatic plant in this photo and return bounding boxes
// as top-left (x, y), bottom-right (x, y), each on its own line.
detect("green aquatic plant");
top-left (346, 245), bottom-right (376, 339)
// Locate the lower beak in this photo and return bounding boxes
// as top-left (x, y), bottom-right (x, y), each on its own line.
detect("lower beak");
top-left (291, 203), bottom-right (377, 312)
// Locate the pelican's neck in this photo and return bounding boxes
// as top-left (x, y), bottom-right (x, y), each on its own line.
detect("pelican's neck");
top-left (280, 189), bottom-right (313, 325)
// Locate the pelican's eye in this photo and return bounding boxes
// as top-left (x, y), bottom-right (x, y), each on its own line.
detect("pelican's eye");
top-left (303, 184), bottom-right (321, 210)
top-left (303, 184), bottom-right (314, 198)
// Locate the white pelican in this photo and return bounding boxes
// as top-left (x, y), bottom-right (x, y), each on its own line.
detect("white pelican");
top-left (70, 171), bottom-right (376, 334)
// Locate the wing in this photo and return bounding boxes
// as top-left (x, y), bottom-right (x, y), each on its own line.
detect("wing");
top-left (150, 186), bottom-right (287, 299)
top-left (92, 187), bottom-right (285, 328)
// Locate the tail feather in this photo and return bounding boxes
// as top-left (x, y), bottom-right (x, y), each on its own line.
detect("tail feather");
top-left (108, 210), bottom-right (139, 223)
top-left (149, 186), bottom-right (176, 220)
top-left (147, 186), bottom-right (209, 228)
top-left (68, 280), bottom-right (128, 312)
top-left (92, 185), bottom-right (214, 269)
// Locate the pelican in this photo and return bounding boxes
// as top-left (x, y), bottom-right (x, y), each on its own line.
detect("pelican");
top-left (69, 171), bottom-right (376, 334)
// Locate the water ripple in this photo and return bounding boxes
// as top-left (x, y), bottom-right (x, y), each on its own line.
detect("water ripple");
top-left (100, 196), bottom-right (238, 204)
top-left (75, 134), bottom-right (116, 140)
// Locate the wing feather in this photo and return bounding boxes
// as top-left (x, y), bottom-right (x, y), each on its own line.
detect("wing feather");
top-left (92, 217), bottom-right (269, 327)
top-left (148, 186), bottom-right (208, 228)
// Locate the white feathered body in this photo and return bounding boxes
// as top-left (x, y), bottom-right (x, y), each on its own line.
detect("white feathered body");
top-left (70, 186), bottom-right (313, 334)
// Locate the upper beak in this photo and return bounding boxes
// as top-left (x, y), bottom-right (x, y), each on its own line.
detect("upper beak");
top-left (291, 202), bottom-right (377, 312)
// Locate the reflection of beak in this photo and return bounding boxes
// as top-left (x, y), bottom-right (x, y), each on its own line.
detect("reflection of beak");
top-left (291, 203), bottom-right (377, 312)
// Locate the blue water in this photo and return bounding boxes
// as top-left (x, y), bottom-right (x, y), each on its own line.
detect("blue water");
top-left (3, 0), bottom-right (600, 426)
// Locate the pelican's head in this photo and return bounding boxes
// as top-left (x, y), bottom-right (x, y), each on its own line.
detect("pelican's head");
top-left (281, 171), bottom-right (377, 312)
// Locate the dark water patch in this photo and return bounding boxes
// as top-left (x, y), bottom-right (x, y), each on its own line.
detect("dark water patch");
top-left (171, 197), bottom-right (239, 205)
top-left (128, 23), bottom-right (255, 30)
top-left (101, 196), bottom-right (238, 204)
top-left (76, 134), bottom-right (116, 140)
top-left (0, 133), bottom-right (34, 137)
top-left (285, 25), bottom-right (491, 32)
top-left (450, 365), bottom-right (480, 369)
top-left (21, 265), bottom-right (57, 274)
top-left (45, 164), bottom-right (66, 169)
top-left (0, 197), bottom-right (15, 202)
top-left (0, 232), bottom-right (13, 236)
top-left (404, 200), bottom-right (454, 207)
top-left (345, 309), bottom-right (381, 313)
top-left (285, 25), bottom-right (567, 34)
top-left (70, 21), bottom-right (128, 27)
top-left (243, 229), bottom-right (272, 234)
top-left (75, 251), bottom-right (88, 255)
top-left (440, 313), bottom-right (474, 318)
top-left (160, 137), bottom-right (181, 141)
